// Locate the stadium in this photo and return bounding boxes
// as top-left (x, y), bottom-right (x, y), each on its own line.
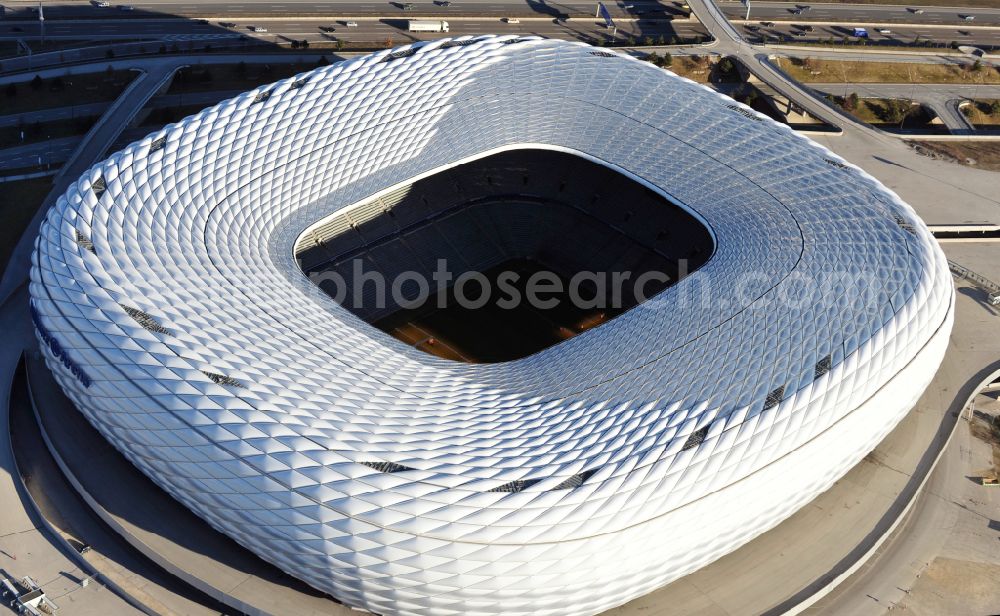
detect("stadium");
top-left (30, 36), bottom-right (953, 615)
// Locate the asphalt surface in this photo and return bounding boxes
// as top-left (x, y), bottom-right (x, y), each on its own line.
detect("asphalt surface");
top-left (3, 1), bottom-right (1000, 48)
top-left (719, 1), bottom-right (1000, 25)
top-left (1, 0), bottom-right (687, 19)
top-left (6, 16), bottom-right (1000, 50)
top-left (1, 16), bottom-right (710, 46)
top-left (0, 135), bottom-right (78, 169)
top-left (806, 81), bottom-right (1000, 131)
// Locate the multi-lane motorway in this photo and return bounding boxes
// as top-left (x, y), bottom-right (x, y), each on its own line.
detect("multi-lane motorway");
top-left (1, 16), bottom-right (710, 45)
top-left (2, 1), bottom-right (1000, 49)
top-left (719, 1), bottom-right (1000, 25)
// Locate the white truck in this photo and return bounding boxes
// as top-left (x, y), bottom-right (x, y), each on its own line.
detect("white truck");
top-left (407, 20), bottom-right (449, 32)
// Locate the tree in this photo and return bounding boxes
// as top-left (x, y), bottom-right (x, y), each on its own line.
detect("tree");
top-left (317, 55), bottom-right (331, 66)
top-left (991, 99), bottom-right (1000, 116)
top-left (291, 39), bottom-right (301, 49)
top-left (301, 39), bottom-right (309, 49)
top-left (646, 51), bottom-right (660, 66)
top-left (336, 39), bottom-right (345, 51)
top-left (30, 75), bottom-right (43, 91)
top-left (663, 52), bottom-right (672, 67)
top-left (643, 36), bottom-right (654, 46)
top-left (844, 92), bottom-right (859, 112)
top-left (718, 58), bottom-right (734, 74)
top-left (972, 59), bottom-right (983, 72)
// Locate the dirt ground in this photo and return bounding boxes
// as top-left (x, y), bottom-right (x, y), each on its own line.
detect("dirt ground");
top-left (910, 140), bottom-right (1000, 172)
top-left (777, 57), bottom-right (1000, 84)
top-left (962, 99), bottom-right (1000, 126)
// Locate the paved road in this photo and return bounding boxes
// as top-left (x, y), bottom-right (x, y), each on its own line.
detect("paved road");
top-left (0, 136), bottom-right (77, 169)
top-left (806, 81), bottom-right (1000, 132)
top-left (743, 21), bottom-right (1000, 47)
top-left (0, 102), bottom-right (110, 127)
top-left (2, 0), bottom-right (685, 19)
top-left (720, 1), bottom-right (1000, 25)
top-left (2, 16), bottom-right (710, 47)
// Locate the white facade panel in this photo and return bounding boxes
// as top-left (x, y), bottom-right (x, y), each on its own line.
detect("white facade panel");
top-left (30, 37), bottom-right (953, 615)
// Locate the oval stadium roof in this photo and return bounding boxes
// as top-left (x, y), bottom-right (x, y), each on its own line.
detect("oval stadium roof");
top-left (30, 36), bottom-right (954, 615)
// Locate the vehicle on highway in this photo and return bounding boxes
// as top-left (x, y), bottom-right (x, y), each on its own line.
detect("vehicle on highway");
top-left (320, 25), bottom-right (337, 32)
top-left (220, 21), bottom-right (237, 27)
top-left (910, 8), bottom-right (924, 14)
top-left (407, 19), bottom-right (449, 31)
top-left (503, 17), bottom-right (520, 23)
top-left (91, 0), bottom-right (110, 7)
top-left (249, 25), bottom-right (268, 32)
top-left (793, 30), bottom-right (806, 36)
top-left (962, 14), bottom-right (975, 21)
top-left (439, 0), bottom-right (453, 5)
top-left (403, 2), bottom-right (416, 9)
top-left (118, 4), bottom-right (134, 9)
top-left (345, 20), bottom-right (359, 27)
top-left (801, 24), bottom-right (814, 32)
top-left (876, 27), bottom-right (891, 34)
top-left (760, 21), bottom-right (774, 27)
top-left (744, 24), bottom-right (759, 32)
top-left (791, 8), bottom-right (803, 15)
top-left (852, 27), bottom-right (868, 38)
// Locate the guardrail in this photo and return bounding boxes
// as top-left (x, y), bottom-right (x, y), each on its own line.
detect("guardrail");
top-left (949, 259), bottom-right (1000, 305)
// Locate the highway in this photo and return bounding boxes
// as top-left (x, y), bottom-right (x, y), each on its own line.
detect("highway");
top-left (1, 0), bottom-right (688, 19)
top-left (6, 16), bottom-right (1000, 49)
top-left (719, 1), bottom-right (1000, 25)
top-left (0, 136), bottom-right (76, 169)
top-left (1, 16), bottom-right (711, 46)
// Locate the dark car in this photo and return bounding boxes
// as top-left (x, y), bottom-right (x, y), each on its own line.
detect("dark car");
top-left (320, 25), bottom-right (336, 32)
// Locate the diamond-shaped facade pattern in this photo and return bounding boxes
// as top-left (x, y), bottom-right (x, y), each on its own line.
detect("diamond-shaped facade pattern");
top-left (29, 37), bottom-right (953, 615)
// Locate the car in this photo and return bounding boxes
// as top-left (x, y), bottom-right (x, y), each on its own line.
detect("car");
top-left (958, 29), bottom-right (970, 35)
top-left (249, 25), bottom-right (267, 32)
top-left (320, 25), bottom-right (337, 32)
top-left (876, 27), bottom-right (891, 34)
top-left (503, 17), bottom-right (520, 23)
top-left (345, 20), bottom-right (359, 27)
top-left (760, 21), bottom-right (774, 27)
top-left (802, 24), bottom-right (814, 32)
top-left (219, 21), bottom-right (237, 27)
top-left (791, 8), bottom-right (803, 14)
top-left (403, 2), bottom-right (416, 9)
top-left (910, 8), bottom-right (924, 14)
top-left (118, 4), bottom-right (134, 10)
top-left (91, 0), bottom-right (111, 6)
top-left (744, 24), bottom-right (759, 32)
top-left (793, 30), bottom-right (806, 36)
top-left (962, 14), bottom-right (975, 21)
top-left (441, 0), bottom-right (452, 5)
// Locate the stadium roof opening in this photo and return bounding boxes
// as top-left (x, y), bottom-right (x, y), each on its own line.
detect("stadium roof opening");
top-left (296, 149), bottom-right (714, 362)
